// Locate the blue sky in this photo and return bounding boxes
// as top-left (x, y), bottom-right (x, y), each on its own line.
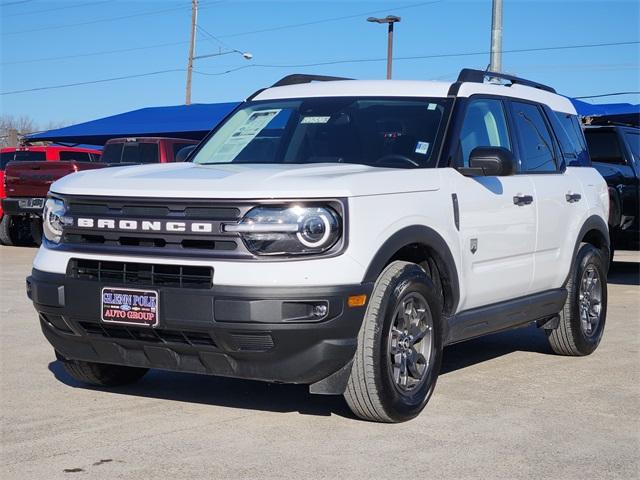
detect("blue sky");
top-left (1, 0), bottom-right (639, 127)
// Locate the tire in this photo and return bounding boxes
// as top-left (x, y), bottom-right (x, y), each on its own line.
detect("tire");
top-left (58, 354), bottom-right (148, 387)
top-left (30, 218), bottom-right (42, 246)
top-left (547, 243), bottom-right (607, 356)
top-left (0, 215), bottom-right (21, 246)
top-left (344, 261), bottom-right (443, 423)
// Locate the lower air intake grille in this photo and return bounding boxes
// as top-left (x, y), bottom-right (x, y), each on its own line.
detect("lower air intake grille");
top-left (79, 321), bottom-right (217, 348)
top-left (68, 259), bottom-right (213, 289)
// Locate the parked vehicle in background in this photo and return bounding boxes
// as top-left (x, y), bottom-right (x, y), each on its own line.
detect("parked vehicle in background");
top-left (584, 122), bottom-right (640, 254)
top-left (29, 70), bottom-right (610, 423)
top-left (100, 137), bottom-right (198, 165)
top-left (0, 145), bottom-right (101, 245)
top-left (2, 138), bottom-right (197, 246)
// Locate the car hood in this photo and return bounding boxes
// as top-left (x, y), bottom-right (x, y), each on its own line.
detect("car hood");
top-left (51, 162), bottom-right (441, 198)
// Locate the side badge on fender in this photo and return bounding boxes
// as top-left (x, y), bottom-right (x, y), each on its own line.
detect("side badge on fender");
top-left (470, 238), bottom-right (478, 254)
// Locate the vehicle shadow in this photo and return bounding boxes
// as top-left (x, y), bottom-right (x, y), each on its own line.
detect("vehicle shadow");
top-left (47, 324), bottom-right (554, 418)
top-left (608, 259), bottom-right (640, 286)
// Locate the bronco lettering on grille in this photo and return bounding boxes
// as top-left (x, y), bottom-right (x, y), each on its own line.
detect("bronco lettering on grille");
top-left (74, 218), bottom-right (219, 234)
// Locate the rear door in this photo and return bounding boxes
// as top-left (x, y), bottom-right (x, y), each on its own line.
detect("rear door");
top-left (508, 101), bottom-right (578, 292)
top-left (453, 97), bottom-right (537, 310)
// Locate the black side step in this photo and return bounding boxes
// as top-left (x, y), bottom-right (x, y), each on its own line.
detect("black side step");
top-left (446, 288), bottom-right (567, 345)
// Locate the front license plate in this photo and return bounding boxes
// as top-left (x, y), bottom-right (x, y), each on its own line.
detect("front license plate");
top-left (101, 287), bottom-right (159, 327)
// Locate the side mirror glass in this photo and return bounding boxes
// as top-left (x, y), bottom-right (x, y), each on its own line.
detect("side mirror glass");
top-left (175, 145), bottom-right (197, 162)
top-left (465, 146), bottom-right (516, 176)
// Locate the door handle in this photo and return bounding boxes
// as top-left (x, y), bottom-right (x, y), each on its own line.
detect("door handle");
top-left (513, 194), bottom-right (534, 206)
top-left (566, 193), bottom-right (582, 203)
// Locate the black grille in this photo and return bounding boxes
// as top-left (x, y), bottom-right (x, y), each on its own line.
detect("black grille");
top-left (79, 321), bottom-right (217, 348)
top-left (230, 333), bottom-right (275, 352)
top-left (68, 259), bottom-right (213, 289)
top-left (60, 197), bottom-right (250, 257)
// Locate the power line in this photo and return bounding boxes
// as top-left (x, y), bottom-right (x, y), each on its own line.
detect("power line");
top-left (3, 0), bottom-right (109, 17)
top-left (575, 92), bottom-right (640, 99)
top-left (2, 1), bottom-right (219, 36)
top-left (196, 40), bottom-right (640, 71)
top-left (3, 40), bottom-right (638, 95)
top-left (1, 0), bottom-right (442, 65)
top-left (1, 41), bottom-right (188, 66)
top-left (1, 69), bottom-right (184, 95)
top-left (216, 0), bottom-right (444, 39)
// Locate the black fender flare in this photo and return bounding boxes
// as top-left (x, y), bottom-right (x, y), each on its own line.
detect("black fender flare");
top-left (568, 214), bottom-right (610, 279)
top-left (362, 225), bottom-right (460, 314)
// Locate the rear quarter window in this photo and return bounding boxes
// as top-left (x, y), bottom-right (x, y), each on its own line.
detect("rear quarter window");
top-left (551, 111), bottom-right (590, 166)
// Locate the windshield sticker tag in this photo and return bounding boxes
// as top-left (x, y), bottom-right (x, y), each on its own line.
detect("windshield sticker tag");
top-left (415, 141), bottom-right (430, 155)
top-left (427, 103), bottom-right (437, 111)
top-left (301, 116), bottom-right (331, 124)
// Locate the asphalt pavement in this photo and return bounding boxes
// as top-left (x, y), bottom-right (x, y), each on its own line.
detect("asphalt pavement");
top-left (1, 246), bottom-right (638, 479)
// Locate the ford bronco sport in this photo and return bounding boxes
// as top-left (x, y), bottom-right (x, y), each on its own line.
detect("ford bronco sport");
top-left (27, 69), bottom-right (610, 422)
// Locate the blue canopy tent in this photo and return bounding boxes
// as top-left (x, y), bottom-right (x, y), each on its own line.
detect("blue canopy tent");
top-left (26, 102), bottom-right (240, 146)
top-left (571, 99), bottom-right (639, 125)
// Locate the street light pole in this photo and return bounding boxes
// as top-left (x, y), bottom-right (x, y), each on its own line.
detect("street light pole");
top-left (489, 0), bottom-right (503, 73)
top-left (367, 15), bottom-right (401, 79)
top-left (185, 0), bottom-right (198, 105)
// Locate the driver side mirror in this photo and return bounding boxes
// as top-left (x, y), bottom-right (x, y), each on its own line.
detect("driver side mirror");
top-left (175, 145), bottom-right (197, 162)
top-left (462, 146), bottom-right (516, 176)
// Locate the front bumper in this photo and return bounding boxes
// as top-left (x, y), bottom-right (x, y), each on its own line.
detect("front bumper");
top-left (2, 197), bottom-right (45, 217)
top-left (28, 268), bottom-right (372, 388)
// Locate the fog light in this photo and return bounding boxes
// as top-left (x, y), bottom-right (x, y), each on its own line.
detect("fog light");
top-left (311, 304), bottom-right (328, 318)
top-left (348, 294), bottom-right (367, 308)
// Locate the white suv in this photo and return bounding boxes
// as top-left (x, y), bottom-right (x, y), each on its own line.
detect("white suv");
top-left (28, 69), bottom-right (610, 422)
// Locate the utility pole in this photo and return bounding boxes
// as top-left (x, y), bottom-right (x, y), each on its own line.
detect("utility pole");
top-left (367, 15), bottom-right (401, 79)
top-left (489, 0), bottom-right (503, 73)
top-left (185, 0), bottom-right (198, 105)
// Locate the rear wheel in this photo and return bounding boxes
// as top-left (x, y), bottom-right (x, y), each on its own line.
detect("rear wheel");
top-left (58, 354), bottom-right (148, 387)
top-left (344, 261), bottom-right (443, 423)
top-left (547, 243), bottom-right (607, 356)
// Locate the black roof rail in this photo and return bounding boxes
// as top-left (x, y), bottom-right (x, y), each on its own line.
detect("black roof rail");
top-left (456, 68), bottom-right (557, 94)
top-left (271, 74), bottom-right (353, 88)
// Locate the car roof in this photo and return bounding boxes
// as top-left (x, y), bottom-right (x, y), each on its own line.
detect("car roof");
top-left (0, 145), bottom-right (100, 153)
top-left (252, 79), bottom-right (577, 115)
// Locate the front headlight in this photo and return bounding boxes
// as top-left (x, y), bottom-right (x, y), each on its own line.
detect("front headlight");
top-left (225, 205), bottom-right (342, 255)
top-left (43, 198), bottom-right (68, 244)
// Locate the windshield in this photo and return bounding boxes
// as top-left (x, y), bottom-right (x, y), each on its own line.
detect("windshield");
top-left (192, 97), bottom-right (451, 168)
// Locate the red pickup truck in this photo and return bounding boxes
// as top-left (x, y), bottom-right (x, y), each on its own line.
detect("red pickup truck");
top-left (1, 137), bottom-right (198, 245)
top-left (0, 145), bottom-right (101, 245)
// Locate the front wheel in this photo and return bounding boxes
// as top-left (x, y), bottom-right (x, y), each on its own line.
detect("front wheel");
top-left (547, 243), bottom-right (608, 356)
top-left (344, 261), bottom-right (443, 423)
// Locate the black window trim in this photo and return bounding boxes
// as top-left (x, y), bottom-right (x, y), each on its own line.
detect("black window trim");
top-left (440, 93), bottom-right (519, 170)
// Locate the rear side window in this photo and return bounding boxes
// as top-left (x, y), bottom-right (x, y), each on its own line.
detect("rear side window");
top-left (584, 130), bottom-right (625, 164)
top-left (122, 143), bottom-right (159, 164)
top-left (550, 112), bottom-right (590, 166)
top-left (624, 131), bottom-right (639, 162)
top-left (101, 143), bottom-right (124, 164)
top-left (458, 98), bottom-right (511, 167)
top-left (511, 102), bottom-right (557, 173)
top-left (59, 151), bottom-right (92, 162)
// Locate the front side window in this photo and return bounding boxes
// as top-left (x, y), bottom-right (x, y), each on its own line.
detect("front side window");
top-left (192, 97), bottom-right (451, 169)
top-left (511, 102), bottom-right (557, 173)
top-left (458, 98), bottom-right (511, 167)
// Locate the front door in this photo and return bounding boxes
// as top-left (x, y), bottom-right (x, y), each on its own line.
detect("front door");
top-left (453, 97), bottom-right (536, 311)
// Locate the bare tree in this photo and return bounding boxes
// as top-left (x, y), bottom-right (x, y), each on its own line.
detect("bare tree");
top-left (0, 115), bottom-right (66, 147)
